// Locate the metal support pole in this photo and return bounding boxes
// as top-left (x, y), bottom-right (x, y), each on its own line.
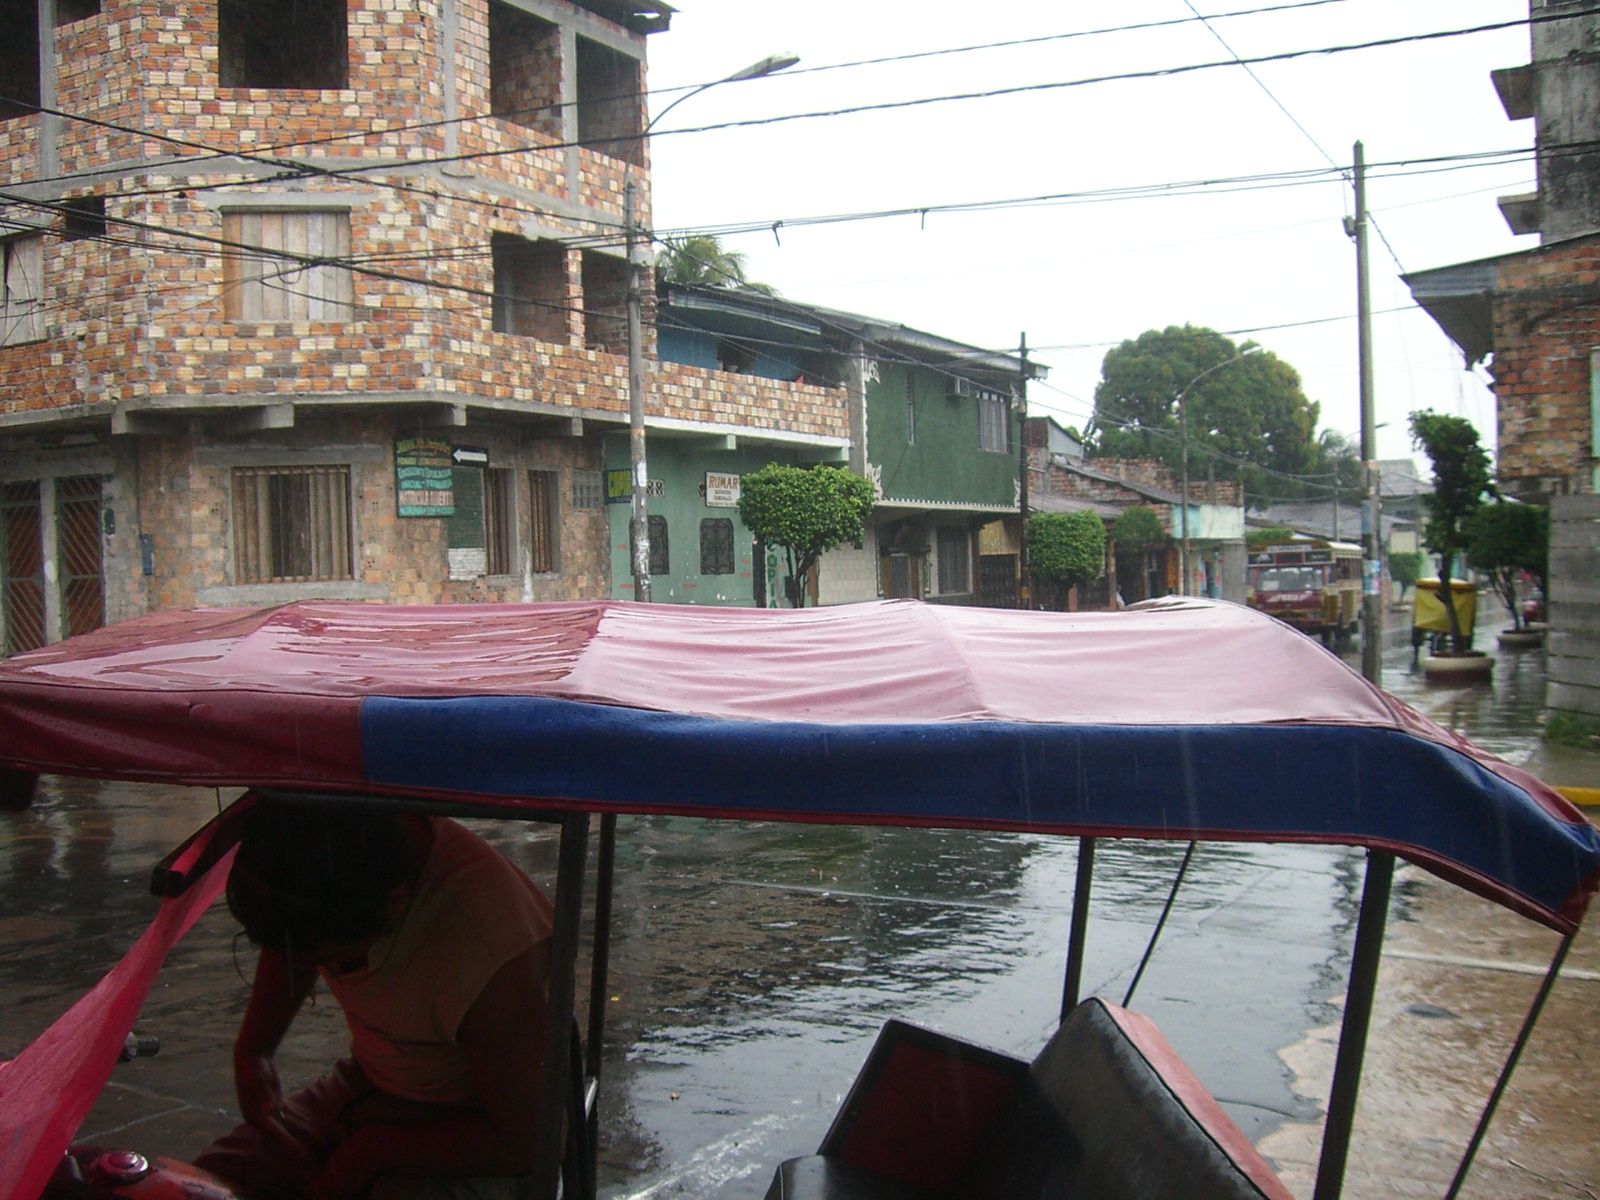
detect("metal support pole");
top-left (1444, 932), bottom-right (1576, 1199)
top-left (1179, 390), bottom-right (1190, 596)
top-left (625, 176), bottom-right (651, 603)
top-left (531, 812), bottom-right (590, 1200)
top-left (1061, 836), bottom-right (1096, 1020)
top-left (1018, 332), bottom-right (1030, 610)
top-left (1312, 849), bottom-right (1394, 1200)
top-left (1353, 142), bottom-right (1382, 685)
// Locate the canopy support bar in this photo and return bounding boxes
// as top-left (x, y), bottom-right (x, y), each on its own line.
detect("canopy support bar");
top-left (1313, 849), bottom-right (1394, 1200)
top-left (532, 812), bottom-right (589, 1200)
top-left (1061, 836), bottom-right (1096, 1020)
top-left (1444, 930), bottom-right (1576, 1200)
top-left (1123, 841), bottom-right (1196, 1008)
top-left (584, 813), bottom-right (619, 1185)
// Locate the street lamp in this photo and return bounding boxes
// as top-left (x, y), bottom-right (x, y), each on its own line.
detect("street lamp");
top-left (1177, 347), bottom-right (1260, 596)
top-left (625, 53), bottom-right (800, 602)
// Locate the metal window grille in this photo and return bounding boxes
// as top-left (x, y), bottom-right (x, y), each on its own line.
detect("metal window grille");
top-left (484, 468), bottom-right (515, 576)
top-left (571, 470), bottom-right (604, 510)
top-left (222, 210), bottom-right (353, 323)
top-left (648, 515), bottom-right (669, 577)
top-left (231, 465), bottom-right (353, 584)
top-left (529, 470), bottom-right (559, 573)
top-left (1, 481), bottom-right (46, 655)
top-left (904, 373), bottom-right (916, 445)
top-left (56, 475), bottom-right (105, 638)
top-left (700, 518), bottom-right (734, 575)
top-left (937, 527), bottom-right (971, 594)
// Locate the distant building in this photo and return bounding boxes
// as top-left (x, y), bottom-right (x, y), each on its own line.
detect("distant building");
top-left (653, 284), bottom-right (1043, 608)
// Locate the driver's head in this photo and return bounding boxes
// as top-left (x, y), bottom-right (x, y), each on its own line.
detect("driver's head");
top-left (226, 800), bottom-right (415, 957)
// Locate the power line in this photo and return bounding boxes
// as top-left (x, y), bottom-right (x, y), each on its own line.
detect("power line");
top-left (11, 4), bottom-right (1582, 220)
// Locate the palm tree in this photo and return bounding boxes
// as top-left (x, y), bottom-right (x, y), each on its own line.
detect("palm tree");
top-left (657, 235), bottom-right (776, 293)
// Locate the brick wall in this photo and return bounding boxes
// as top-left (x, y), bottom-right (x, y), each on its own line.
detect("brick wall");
top-left (1491, 235), bottom-right (1600, 494)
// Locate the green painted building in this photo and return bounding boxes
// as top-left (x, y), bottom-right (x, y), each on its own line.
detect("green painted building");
top-left (631, 285), bottom-right (1044, 607)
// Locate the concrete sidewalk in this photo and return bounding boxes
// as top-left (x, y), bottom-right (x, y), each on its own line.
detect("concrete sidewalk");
top-left (1521, 738), bottom-right (1600, 808)
top-left (1259, 756), bottom-right (1600, 1200)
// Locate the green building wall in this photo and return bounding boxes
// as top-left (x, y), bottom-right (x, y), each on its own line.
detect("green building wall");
top-left (604, 435), bottom-right (814, 606)
top-left (868, 363), bottom-right (1019, 507)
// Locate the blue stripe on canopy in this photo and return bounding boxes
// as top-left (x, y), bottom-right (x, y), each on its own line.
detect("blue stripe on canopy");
top-left (361, 695), bottom-right (1600, 929)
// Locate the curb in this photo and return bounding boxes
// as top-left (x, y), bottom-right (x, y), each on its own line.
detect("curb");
top-left (1554, 786), bottom-right (1600, 809)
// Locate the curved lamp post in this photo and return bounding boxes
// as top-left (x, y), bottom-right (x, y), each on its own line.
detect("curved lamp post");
top-left (626, 53), bottom-right (800, 602)
top-left (1176, 347), bottom-right (1260, 596)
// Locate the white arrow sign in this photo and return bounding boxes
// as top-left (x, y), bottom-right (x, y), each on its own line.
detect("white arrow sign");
top-left (451, 446), bottom-right (489, 466)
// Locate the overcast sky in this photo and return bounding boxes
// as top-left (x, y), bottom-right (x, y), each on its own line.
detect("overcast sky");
top-left (641, 0), bottom-right (1538, 493)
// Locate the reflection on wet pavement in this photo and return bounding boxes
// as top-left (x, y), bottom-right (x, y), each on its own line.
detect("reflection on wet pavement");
top-left (1, 609), bottom-right (1592, 1200)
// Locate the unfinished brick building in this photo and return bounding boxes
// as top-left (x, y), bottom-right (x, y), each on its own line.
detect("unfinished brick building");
top-left (0, 1), bottom-right (850, 653)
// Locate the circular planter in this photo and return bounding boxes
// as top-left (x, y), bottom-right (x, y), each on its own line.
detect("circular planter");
top-left (1421, 651), bottom-right (1494, 681)
top-left (1496, 629), bottom-right (1544, 650)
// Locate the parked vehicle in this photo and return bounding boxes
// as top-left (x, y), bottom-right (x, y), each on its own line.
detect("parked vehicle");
top-left (2, 599), bottom-right (1595, 1200)
top-left (1246, 538), bottom-right (1362, 644)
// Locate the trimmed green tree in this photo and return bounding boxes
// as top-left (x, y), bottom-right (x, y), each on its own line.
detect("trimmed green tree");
top-left (738, 464), bottom-right (875, 607)
top-left (1028, 511), bottom-right (1107, 610)
top-left (1464, 501), bottom-right (1548, 631)
top-left (1387, 550), bottom-right (1425, 602)
top-left (1409, 411), bottom-right (1494, 651)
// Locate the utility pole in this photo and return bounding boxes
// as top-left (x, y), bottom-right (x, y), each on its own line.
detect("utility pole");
top-left (625, 176), bottom-right (650, 602)
top-left (1314, 139), bottom-right (1391, 1200)
top-left (1017, 332), bottom-right (1030, 610)
top-left (1353, 142), bottom-right (1382, 687)
top-left (622, 54), bottom-right (799, 605)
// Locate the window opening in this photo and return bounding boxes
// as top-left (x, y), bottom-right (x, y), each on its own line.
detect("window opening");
top-left (492, 235), bottom-right (568, 341)
top-left (1, 236), bottom-right (45, 347)
top-left (978, 388), bottom-right (1011, 452)
top-left (904, 372), bottom-right (916, 445)
top-left (529, 469), bottom-right (559, 573)
top-left (62, 197), bottom-right (106, 242)
top-left (716, 338), bottom-right (754, 374)
top-left (222, 210), bottom-right (353, 323)
top-left (647, 514), bottom-right (669, 577)
top-left (484, 468), bottom-right (514, 576)
top-left (700, 518), bottom-right (734, 575)
top-left (0, 4), bottom-right (40, 121)
top-left (488, 1), bottom-right (562, 137)
top-left (575, 36), bottom-right (642, 165)
top-left (937, 527), bottom-right (971, 594)
top-left (57, 1), bottom-right (101, 24)
top-left (231, 465), bottom-right (353, 584)
top-left (219, 0), bottom-right (348, 90)
top-left (581, 251), bottom-right (627, 353)
top-left (571, 470), bottom-right (604, 510)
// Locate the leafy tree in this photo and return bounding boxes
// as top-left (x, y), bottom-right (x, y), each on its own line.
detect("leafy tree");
top-left (738, 464), bottom-right (875, 607)
top-left (1409, 410), bottom-right (1494, 650)
top-left (657, 234), bottom-right (776, 294)
top-left (1027, 511), bottom-right (1106, 610)
top-left (1464, 501), bottom-right (1548, 631)
top-left (1387, 550), bottom-right (1425, 601)
top-left (1110, 506), bottom-right (1169, 601)
top-left (1246, 527), bottom-right (1297, 548)
top-left (1086, 325), bottom-right (1326, 503)
top-left (1112, 506), bottom-right (1166, 551)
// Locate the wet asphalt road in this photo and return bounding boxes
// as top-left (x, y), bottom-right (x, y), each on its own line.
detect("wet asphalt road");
top-left (1, 608), bottom-right (1595, 1199)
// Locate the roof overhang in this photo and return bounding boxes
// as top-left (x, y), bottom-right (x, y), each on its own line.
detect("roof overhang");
top-left (1401, 259), bottom-right (1500, 366)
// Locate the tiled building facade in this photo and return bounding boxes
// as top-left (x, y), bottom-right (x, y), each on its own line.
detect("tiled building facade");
top-left (0, 0), bottom-right (851, 653)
